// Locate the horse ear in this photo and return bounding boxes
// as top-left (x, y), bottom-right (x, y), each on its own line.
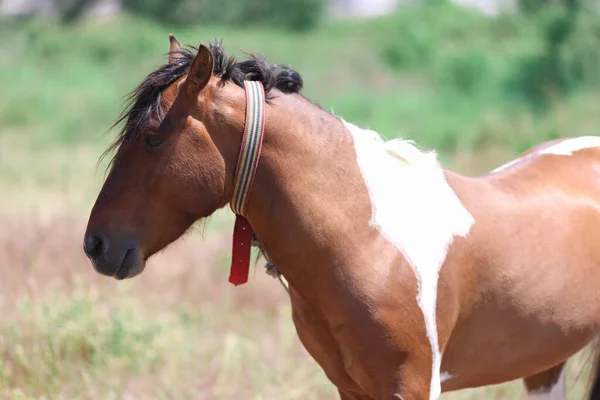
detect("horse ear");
top-left (184, 44), bottom-right (214, 97)
top-left (168, 33), bottom-right (182, 64)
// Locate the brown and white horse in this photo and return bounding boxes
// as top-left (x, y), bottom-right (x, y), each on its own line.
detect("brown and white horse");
top-left (83, 37), bottom-right (600, 399)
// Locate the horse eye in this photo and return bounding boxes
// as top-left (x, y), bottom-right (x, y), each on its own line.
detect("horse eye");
top-left (144, 135), bottom-right (163, 151)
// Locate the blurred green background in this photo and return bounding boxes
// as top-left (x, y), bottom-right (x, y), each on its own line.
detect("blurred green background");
top-left (0, 0), bottom-right (599, 398)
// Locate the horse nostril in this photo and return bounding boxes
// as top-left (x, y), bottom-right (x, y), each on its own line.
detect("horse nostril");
top-left (84, 234), bottom-right (108, 261)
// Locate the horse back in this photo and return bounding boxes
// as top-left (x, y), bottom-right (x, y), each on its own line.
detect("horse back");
top-left (439, 137), bottom-right (600, 390)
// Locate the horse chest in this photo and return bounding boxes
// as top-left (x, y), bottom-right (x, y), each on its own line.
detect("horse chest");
top-left (289, 291), bottom-right (373, 395)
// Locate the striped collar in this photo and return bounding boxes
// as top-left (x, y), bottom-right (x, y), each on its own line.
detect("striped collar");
top-left (228, 80), bottom-right (266, 286)
top-left (230, 80), bottom-right (266, 215)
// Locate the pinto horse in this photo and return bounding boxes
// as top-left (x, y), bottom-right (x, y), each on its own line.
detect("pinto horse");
top-left (83, 37), bottom-right (600, 399)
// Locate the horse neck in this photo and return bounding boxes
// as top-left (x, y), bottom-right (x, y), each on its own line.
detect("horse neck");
top-left (241, 94), bottom-right (374, 294)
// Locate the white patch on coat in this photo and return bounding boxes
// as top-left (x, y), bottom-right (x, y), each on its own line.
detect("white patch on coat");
top-left (539, 136), bottom-right (600, 156)
top-left (344, 121), bottom-right (475, 400)
top-left (440, 371), bottom-right (454, 383)
top-left (490, 136), bottom-right (600, 173)
top-left (527, 367), bottom-right (566, 400)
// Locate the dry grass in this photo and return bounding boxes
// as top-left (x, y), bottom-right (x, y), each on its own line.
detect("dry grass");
top-left (0, 139), bottom-right (597, 399)
top-left (0, 215), bottom-right (335, 399)
top-left (0, 136), bottom-right (335, 399)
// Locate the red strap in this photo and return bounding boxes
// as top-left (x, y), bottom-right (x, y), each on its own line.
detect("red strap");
top-left (229, 215), bottom-right (253, 286)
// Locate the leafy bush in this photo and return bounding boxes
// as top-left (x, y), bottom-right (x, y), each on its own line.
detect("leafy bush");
top-left (374, 1), bottom-right (600, 112)
top-left (505, 4), bottom-right (600, 110)
top-left (121, 0), bottom-right (326, 31)
top-left (375, 1), bottom-right (483, 70)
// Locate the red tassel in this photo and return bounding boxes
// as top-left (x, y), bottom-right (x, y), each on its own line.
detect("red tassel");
top-left (229, 215), bottom-right (253, 286)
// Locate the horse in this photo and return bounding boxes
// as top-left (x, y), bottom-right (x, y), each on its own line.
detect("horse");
top-left (83, 36), bottom-right (600, 399)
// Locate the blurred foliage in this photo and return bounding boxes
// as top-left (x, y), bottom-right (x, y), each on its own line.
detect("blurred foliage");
top-left (52, 0), bottom-right (325, 30)
top-left (517, 0), bottom-right (590, 14)
top-left (121, 0), bottom-right (325, 31)
top-left (54, 0), bottom-right (95, 23)
top-left (508, 0), bottom-right (600, 110)
top-left (1, 2), bottom-right (600, 168)
top-left (374, 1), bottom-right (600, 112)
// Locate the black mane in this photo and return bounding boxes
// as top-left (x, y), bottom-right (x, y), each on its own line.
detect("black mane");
top-left (104, 41), bottom-right (304, 166)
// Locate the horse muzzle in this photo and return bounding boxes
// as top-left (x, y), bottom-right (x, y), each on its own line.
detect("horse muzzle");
top-left (83, 231), bottom-right (146, 280)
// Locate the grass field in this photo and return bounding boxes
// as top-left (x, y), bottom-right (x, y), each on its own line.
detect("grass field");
top-left (1, 8), bottom-right (600, 399)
